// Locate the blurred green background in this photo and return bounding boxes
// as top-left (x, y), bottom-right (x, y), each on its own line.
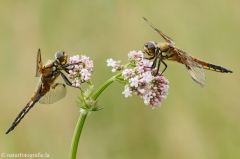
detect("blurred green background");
top-left (1, 1), bottom-right (239, 159)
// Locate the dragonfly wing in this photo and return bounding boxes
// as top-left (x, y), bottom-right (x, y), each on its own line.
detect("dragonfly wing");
top-left (176, 49), bottom-right (205, 87)
top-left (35, 49), bottom-right (43, 77)
top-left (39, 83), bottom-right (67, 104)
top-left (143, 17), bottom-right (175, 45)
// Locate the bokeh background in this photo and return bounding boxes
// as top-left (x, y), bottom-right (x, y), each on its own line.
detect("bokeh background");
top-left (1, 1), bottom-right (239, 159)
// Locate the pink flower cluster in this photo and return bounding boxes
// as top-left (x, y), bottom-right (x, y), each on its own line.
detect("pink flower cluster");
top-left (108, 50), bottom-right (169, 108)
top-left (128, 50), bottom-right (144, 64)
top-left (68, 55), bottom-right (93, 87)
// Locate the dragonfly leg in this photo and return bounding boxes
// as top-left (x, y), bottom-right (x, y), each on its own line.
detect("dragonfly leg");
top-left (62, 61), bottom-right (82, 68)
top-left (155, 59), bottom-right (161, 76)
top-left (144, 56), bottom-right (155, 60)
top-left (144, 57), bottom-right (158, 69)
top-left (63, 69), bottom-right (70, 74)
top-left (144, 56), bottom-right (156, 68)
top-left (161, 60), bottom-right (168, 75)
top-left (151, 57), bottom-right (158, 69)
top-left (62, 61), bottom-right (83, 74)
top-left (153, 47), bottom-right (161, 70)
top-left (59, 72), bottom-right (83, 91)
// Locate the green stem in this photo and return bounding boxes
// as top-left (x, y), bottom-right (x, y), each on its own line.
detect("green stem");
top-left (69, 68), bottom-right (127, 159)
top-left (69, 109), bottom-right (88, 159)
top-left (92, 72), bottom-right (122, 100)
top-left (91, 62), bottom-right (132, 100)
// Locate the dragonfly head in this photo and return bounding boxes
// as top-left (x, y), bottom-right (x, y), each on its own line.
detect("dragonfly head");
top-left (143, 41), bottom-right (157, 57)
top-left (55, 51), bottom-right (68, 65)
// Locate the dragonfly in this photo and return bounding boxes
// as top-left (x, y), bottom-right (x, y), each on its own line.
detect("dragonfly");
top-left (6, 49), bottom-right (80, 134)
top-left (142, 17), bottom-right (233, 87)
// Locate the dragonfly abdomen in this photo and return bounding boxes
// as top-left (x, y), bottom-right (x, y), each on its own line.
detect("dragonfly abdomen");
top-left (203, 63), bottom-right (233, 73)
top-left (5, 83), bottom-right (46, 134)
top-left (192, 57), bottom-right (233, 73)
top-left (5, 100), bottom-right (37, 134)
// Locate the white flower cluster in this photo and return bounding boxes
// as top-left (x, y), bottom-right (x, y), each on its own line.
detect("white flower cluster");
top-left (106, 58), bottom-right (124, 72)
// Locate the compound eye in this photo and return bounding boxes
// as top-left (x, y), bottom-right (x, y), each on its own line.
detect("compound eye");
top-left (147, 42), bottom-right (155, 50)
top-left (55, 51), bottom-right (64, 59)
top-left (55, 51), bottom-right (68, 65)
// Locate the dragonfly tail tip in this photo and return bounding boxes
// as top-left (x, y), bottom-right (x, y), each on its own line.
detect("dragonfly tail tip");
top-left (5, 130), bottom-right (10, 134)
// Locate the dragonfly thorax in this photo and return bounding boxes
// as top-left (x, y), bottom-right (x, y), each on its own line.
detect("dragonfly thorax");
top-left (156, 42), bottom-right (170, 52)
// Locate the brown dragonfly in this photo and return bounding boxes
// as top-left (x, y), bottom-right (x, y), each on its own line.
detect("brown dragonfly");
top-left (6, 49), bottom-right (80, 134)
top-left (142, 17), bottom-right (233, 87)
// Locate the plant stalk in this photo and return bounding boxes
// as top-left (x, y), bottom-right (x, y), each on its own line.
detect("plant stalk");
top-left (69, 109), bottom-right (88, 159)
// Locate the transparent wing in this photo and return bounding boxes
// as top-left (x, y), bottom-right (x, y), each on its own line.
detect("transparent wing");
top-left (143, 17), bottom-right (175, 45)
top-left (39, 83), bottom-right (67, 104)
top-left (35, 48), bottom-right (42, 77)
top-left (176, 49), bottom-right (205, 87)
